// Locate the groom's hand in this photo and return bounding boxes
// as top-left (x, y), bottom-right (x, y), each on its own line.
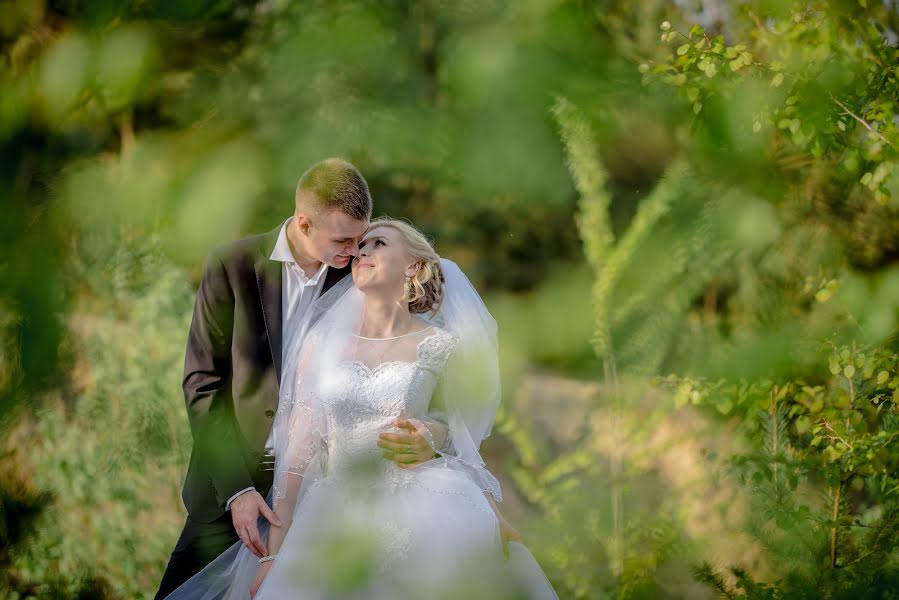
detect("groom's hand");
top-left (377, 418), bottom-right (437, 468)
top-left (230, 490), bottom-right (281, 557)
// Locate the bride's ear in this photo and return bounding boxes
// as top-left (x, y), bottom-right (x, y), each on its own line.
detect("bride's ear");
top-left (405, 261), bottom-right (422, 278)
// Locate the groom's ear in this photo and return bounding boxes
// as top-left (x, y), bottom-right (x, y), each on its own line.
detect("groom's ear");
top-left (295, 213), bottom-right (313, 235)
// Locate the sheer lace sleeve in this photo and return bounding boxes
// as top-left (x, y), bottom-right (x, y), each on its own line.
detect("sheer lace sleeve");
top-left (408, 330), bottom-right (457, 452)
top-left (267, 335), bottom-right (329, 557)
top-left (417, 380), bottom-right (450, 453)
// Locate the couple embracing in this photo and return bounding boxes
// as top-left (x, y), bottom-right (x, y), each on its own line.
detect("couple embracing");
top-left (155, 158), bottom-right (557, 599)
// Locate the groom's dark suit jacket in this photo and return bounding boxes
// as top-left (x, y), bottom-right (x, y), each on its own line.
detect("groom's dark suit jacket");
top-left (181, 225), bottom-right (350, 523)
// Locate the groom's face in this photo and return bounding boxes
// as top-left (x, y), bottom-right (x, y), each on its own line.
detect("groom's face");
top-left (304, 210), bottom-right (369, 268)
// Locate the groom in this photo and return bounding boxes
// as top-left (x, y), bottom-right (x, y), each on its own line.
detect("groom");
top-left (155, 158), bottom-right (445, 598)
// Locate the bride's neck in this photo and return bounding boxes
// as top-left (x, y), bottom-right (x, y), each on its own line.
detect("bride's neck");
top-left (359, 296), bottom-right (416, 338)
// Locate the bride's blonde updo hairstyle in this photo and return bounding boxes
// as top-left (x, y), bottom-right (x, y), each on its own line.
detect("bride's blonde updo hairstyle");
top-left (367, 217), bottom-right (444, 315)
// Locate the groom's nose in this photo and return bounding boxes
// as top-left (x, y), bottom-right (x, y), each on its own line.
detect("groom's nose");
top-left (346, 242), bottom-right (360, 257)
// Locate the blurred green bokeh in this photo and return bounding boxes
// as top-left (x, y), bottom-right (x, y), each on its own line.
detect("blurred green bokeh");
top-left (2, 0), bottom-right (898, 598)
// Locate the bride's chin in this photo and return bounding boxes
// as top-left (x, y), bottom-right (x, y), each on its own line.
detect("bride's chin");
top-left (352, 276), bottom-right (375, 292)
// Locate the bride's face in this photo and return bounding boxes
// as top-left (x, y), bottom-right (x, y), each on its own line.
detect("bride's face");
top-left (352, 227), bottom-right (419, 298)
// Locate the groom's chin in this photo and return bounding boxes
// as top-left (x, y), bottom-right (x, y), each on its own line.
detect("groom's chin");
top-left (332, 256), bottom-right (353, 268)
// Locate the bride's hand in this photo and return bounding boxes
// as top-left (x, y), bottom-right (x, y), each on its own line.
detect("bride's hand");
top-left (497, 515), bottom-right (523, 559)
top-left (482, 492), bottom-right (523, 559)
top-left (250, 560), bottom-right (273, 598)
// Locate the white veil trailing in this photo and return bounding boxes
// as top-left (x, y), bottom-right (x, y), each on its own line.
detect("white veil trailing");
top-left (162, 275), bottom-right (361, 600)
top-left (422, 258), bottom-right (503, 501)
top-left (269, 274), bottom-right (359, 512)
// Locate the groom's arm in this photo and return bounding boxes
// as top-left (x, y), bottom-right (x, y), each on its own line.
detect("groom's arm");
top-left (377, 385), bottom-right (451, 465)
top-left (183, 251), bottom-right (255, 509)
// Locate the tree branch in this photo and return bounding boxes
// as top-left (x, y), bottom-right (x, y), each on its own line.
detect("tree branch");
top-left (830, 94), bottom-right (896, 150)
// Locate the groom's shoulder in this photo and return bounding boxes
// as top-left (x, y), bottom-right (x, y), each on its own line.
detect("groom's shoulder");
top-left (206, 229), bottom-right (275, 268)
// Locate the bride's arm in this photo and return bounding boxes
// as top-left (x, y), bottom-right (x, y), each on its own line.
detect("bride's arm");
top-left (252, 402), bottom-right (324, 596)
top-left (415, 383), bottom-right (451, 453)
top-left (265, 420), bottom-right (320, 557)
top-left (264, 342), bottom-right (326, 559)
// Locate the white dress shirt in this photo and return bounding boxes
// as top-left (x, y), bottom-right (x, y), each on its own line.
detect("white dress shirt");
top-left (226, 218), bottom-right (328, 510)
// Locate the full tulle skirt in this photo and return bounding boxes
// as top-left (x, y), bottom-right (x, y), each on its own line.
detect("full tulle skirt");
top-left (167, 459), bottom-right (558, 600)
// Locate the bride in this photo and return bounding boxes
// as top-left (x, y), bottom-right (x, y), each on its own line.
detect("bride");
top-left (165, 218), bottom-right (558, 599)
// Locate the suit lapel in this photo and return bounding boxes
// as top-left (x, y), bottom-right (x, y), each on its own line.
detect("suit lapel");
top-left (255, 227), bottom-right (283, 385)
top-left (256, 237), bottom-right (351, 386)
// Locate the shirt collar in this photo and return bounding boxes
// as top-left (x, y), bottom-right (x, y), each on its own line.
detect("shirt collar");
top-left (270, 217), bottom-right (328, 285)
top-left (269, 218), bottom-right (295, 263)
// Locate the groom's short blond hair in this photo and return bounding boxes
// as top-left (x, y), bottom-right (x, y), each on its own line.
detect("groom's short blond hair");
top-left (295, 158), bottom-right (373, 221)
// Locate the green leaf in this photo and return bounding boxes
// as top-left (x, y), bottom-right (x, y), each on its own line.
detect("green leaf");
top-left (716, 397), bottom-right (733, 414)
top-left (676, 44), bottom-right (690, 56)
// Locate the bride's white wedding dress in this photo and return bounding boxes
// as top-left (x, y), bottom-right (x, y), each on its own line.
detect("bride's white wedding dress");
top-left (254, 327), bottom-right (556, 599)
top-left (166, 259), bottom-right (557, 599)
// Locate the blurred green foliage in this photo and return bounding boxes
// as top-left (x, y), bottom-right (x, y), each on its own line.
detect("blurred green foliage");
top-left (663, 342), bottom-right (899, 598)
top-left (1, 0), bottom-right (898, 598)
top-left (504, 1), bottom-right (899, 598)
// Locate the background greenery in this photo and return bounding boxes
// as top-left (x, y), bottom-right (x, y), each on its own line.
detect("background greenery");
top-left (1, 0), bottom-right (897, 598)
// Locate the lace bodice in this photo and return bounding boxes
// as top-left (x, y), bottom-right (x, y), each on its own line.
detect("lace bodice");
top-left (316, 328), bottom-right (458, 478)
